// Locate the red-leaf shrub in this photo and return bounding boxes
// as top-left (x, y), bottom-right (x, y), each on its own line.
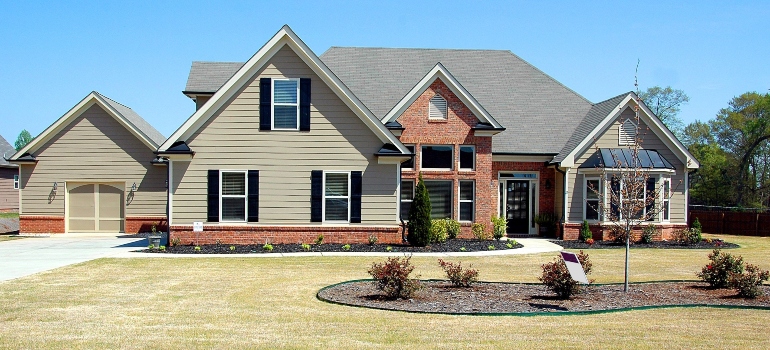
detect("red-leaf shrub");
top-left (539, 250), bottom-right (593, 299)
top-left (438, 259), bottom-right (479, 287)
top-left (728, 264), bottom-right (769, 298)
top-left (697, 249), bottom-right (744, 288)
top-left (368, 256), bottom-right (422, 299)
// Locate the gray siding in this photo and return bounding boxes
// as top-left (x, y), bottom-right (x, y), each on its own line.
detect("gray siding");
top-left (171, 44), bottom-right (398, 225)
top-left (567, 106), bottom-right (687, 223)
top-left (0, 168), bottom-right (19, 210)
top-left (20, 103), bottom-right (166, 217)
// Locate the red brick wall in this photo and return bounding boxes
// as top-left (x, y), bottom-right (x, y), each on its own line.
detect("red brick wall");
top-left (562, 222), bottom-right (688, 241)
top-left (125, 217), bottom-right (167, 234)
top-left (492, 161), bottom-right (556, 218)
top-left (169, 225), bottom-right (402, 245)
top-left (397, 78), bottom-right (494, 238)
top-left (20, 215), bottom-right (64, 233)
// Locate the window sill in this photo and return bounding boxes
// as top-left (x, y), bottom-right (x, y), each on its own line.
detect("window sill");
top-left (428, 118), bottom-right (448, 123)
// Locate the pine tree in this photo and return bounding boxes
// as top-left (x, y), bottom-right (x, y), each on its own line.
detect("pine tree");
top-left (407, 174), bottom-right (432, 246)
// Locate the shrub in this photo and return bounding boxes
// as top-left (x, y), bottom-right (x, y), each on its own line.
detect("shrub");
top-left (608, 226), bottom-right (628, 243)
top-left (385, 246), bottom-right (393, 252)
top-left (585, 238), bottom-right (595, 245)
top-left (429, 219), bottom-right (448, 243)
top-left (690, 218), bottom-right (703, 243)
top-left (194, 246), bottom-right (201, 251)
top-left (342, 244), bottom-right (351, 251)
top-left (301, 243), bottom-right (311, 251)
top-left (367, 234), bottom-right (378, 246)
top-left (367, 256), bottom-right (422, 299)
top-left (471, 223), bottom-right (489, 241)
top-left (263, 243), bottom-right (274, 252)
top-left (539, 250), bottom-right (593, 299)
top-left (506, 242), bottom-right (514, 249)
top-left (147, 244), bottom-right (155, 250)
top-left (407, 174), bottom-right (432, 247)
top-left (674, 228), bottom-right (702, 244)
top-left (445, 219), bottom-right (461, 239)
top-left (697, 249), bottom-right (744, 288)
top-left (579, 220), bottom-right (592, 242)
top-left (315, 234), bottom-right (324, 245)
top-left (459, 247), bottom-right (467, 252)
top-left (159, 245), bottom-right (166, 251)
top-left (729, 264), bottom-right (770, 298)
top-left (487, 245), bottom-right (495, 251)
top-left (534, 212), bottom-right (557, 236)
top-left (641, 224), bottom-right (658, 244)
top-left (491, 215), bottom-right (507, 240)
top-left (170, 237), bottom-right (181, 247)
top-left (438, 259), bottom-right (479, 287)
top-left (692, 217), bottom-right (702, 233)
top-left (229, 245), bottom-right (236, 251)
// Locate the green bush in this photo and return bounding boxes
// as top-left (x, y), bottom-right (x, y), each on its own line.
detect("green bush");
top-left (471, 223), bottom-right (489, 241)
top-left (342, 244), bottom-right (351, 251)
top-left (640, 224), bottom-right (658, 244)
top-left (444, 219), bottom-right (461, 240)
top-left (690, 218), bottom-right (703, 243)
top-left (263, 243), bottom-right (274, 252)
top-left (368, 256), bottom-right (422, 299)
top-left (408, 174), bottom-right (432, 247)
top-left (367, 234), bottom-right (378, 245)
top-left (674, 228), bottom-right (701, 244)
top-left (491, 215), bottom-right (507, 240)
top-left (438, 259), bottom-right (479, 287)
top-left (579, 220), bottom-right (592, 242)
top-left (315, 234), bottom-right (324, 245)
top-left (539, 250), bottom-right (593, 299)
top-left (229, 245), bottom-right (236, 251)
top-left (697, 249), bottom-right (744, 288)
top-left (729, 264), bottom-right (770, 298)
top-left (430, 219), bottom-right (448, 243)
top-left (301, 243), bottom-right (311, 251)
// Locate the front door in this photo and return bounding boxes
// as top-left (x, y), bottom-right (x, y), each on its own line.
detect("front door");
top-left (506, 180), bottom-right (529, 234)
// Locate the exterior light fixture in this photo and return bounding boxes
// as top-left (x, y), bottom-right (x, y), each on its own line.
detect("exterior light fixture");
top-left (131, 182), bottom-right (137, 191)
top-left (52, 182), bottom-right (58, 192)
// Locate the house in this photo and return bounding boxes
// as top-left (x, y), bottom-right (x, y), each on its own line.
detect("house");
top-left (8, 92), bottom-right (168, 233)
top-left (0, 135), bottom-right (19, 212)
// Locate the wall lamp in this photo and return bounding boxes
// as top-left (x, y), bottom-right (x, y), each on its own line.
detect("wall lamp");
top-left (131, 182), bottom-right (137, 192)
top-left (52, 182), bottom-right (58, 193)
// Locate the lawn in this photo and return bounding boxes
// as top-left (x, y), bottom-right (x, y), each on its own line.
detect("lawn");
top-left (0, 212), bottom-right (19, 219)
top-left (0, 234), bottom-right (768, 349)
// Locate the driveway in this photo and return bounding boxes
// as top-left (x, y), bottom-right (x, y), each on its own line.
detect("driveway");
top-left (0, 234), bottom-right (147, 282)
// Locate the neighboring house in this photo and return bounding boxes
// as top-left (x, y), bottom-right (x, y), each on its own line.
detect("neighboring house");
top-left (8, 92), bottom-right (168, 234)
top-left (0, 135), bottom-right (19, 212)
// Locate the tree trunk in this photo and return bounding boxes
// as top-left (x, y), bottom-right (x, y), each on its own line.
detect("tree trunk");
top-left (624, 228), bottom-right (630, 292)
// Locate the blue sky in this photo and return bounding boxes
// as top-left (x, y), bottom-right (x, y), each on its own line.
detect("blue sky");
top-left (1, 1), bottom-right (768, 146)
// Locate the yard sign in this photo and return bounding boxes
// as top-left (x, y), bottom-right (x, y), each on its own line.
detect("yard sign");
top-left (560, 251), bottom-right (589, 284)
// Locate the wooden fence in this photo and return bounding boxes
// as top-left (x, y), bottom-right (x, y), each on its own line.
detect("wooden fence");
top-left (689, 210), bottom-right (770, 236)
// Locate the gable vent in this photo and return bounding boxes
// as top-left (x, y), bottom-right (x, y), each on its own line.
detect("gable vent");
top-left (619, 119), bottom-right (637, 145)
top-left (429, 95), bottom-right (447, 119)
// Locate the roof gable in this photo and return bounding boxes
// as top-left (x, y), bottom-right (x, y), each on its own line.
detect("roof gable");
top-left (10, 91), bottom-right (163, 161)
top-left (0, 135), bottom-right (18, 167)
top-left (160, 25), bottom-right (408, 154)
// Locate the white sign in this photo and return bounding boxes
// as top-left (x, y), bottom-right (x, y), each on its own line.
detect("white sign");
top-left (560, 251), bottom-right (589, 284)
top-left (193, 222), bottom-right (203, 232)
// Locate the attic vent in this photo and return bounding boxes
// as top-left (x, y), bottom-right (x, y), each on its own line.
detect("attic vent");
top-left (619, 119), bottom-right (637, 145)
top-left (429, 95), bottom-right (447, 119)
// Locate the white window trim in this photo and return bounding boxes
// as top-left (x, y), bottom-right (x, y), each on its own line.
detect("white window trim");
top-left (420, 144), bottom-right (454, 171)
top-left (661, 177), bottom-right (671, 222)
top-left (458, 180), bottom-right (474, 222)
top-left (402, 145), bottom-right (415, 170)
top-left (220, 170), bottom-right (248, 223)
top-left (424, 179), bottom-right (453, 219)
top-left (583, 176), bottom-right (601, 222)
top-left (13, 174), bottom-right (19, 190)
top-left (400, 179), bottom-right (414, 220)
top-left (610, 174), bottom-right (656, 221)
top-left (271, 78), bottom-right (300, 131)
top-left (618, 118), bottom-right (637, 146)
top-left (429, 94), bottom-right (447, 119)
top-left (322, 171), bottom-right (351, 223)
top-left (459, 145), bottom-right (475, 171)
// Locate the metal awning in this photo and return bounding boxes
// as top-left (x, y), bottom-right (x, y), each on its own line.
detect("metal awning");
top-left (579, 148), bottom-right (675, 169)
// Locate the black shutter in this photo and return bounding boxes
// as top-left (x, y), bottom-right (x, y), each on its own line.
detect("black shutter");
top-left (350, 171), bottom-right (362, 223)
top-left (248, 170), bottom-right (259, 222)
top-left (610, 176), bottom-right (620, 220)
top-left (207, 170), bottom-right (219, 222)
top-left (299, 78), bottom-right (311, 131)
top-left (311, 170), bottom-right (323, 222)
top-left (259, 78), bottom-right (272, 130)
top-left (646, 177), bottom-right (656, 221)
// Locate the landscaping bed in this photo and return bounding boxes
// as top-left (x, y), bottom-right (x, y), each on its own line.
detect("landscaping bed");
top-left (552, 239), bottom-right (738, 250)
top-left (318, 280), bottom-right (770, 314)
top-left (139, 239), bottom-right (523, 254)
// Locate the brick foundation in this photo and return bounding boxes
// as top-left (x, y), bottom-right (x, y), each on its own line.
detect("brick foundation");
top-left (169, 225), bottom-right (403, 245)
top-left (20, 215), bottom-right (65, 233)
top-left (562, 222), bottom-right (688, 241)
top-left (125, 217), bottom-right (168, 234)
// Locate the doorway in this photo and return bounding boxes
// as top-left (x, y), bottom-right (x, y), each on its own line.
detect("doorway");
top-left (499, 173), bottom-right (538, 235)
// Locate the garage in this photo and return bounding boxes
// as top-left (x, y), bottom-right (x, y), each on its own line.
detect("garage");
top-left (67, 183), bottom-right (125, 232)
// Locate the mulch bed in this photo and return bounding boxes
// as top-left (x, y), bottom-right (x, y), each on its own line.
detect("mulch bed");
top-left (552, 239), bottom-right (739, 250)
top-left (318, 280), bottom-right (770, 314)
top-left (138, 239), bottom-right (523, 254)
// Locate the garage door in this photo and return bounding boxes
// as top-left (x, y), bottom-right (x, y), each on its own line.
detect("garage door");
top-left (68, 183), bottom-right (125, 232)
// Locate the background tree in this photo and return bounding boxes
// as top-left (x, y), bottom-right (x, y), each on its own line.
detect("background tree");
top-left (14, 129), bottom-right (33, 151)
top-left (638, 86), bottom-right (689, 140)
top-left (407, 174), bottom-right (432, 246)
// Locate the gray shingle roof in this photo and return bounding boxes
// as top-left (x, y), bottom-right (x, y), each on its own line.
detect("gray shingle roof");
top-left (0, 134), bottom-right (18, 167)
top-left (184, 62), bottom-right (243, 93)
top-left (95, 92), bottom-right (166, 147)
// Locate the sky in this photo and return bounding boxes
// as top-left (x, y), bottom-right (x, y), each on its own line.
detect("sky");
top-left (0, 0), bottom-right (768, 147)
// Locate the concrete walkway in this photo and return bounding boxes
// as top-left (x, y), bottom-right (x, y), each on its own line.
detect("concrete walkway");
top-left (0, 235), bottom-right (562, 283)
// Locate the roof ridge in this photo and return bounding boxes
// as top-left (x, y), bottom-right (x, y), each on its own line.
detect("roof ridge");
top-left (94, 91), bottom-right (135, 112)
top-left (325, 46), bottom-right (512, 52)
top-left (191, 61), bottom-right (245, 64)
top-left (593, 91), bottom-right (633, 106)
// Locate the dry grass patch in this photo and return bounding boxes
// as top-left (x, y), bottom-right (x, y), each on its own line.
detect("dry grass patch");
top-left (0, 234), bottom-right (768, 348)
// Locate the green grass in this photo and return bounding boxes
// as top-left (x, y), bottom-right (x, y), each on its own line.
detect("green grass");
top-left (0, 234), bottom-right (21, 242)
top-left (0, 212), bottom-right (19, 219)
top-left (0, 234), bottom-right (768, 349)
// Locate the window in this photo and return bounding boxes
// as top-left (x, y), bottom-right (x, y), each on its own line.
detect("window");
top-left (13, 175), bottom-right (19, 190)
top-left (221, 171), bottom-right (247, 221)
top-left (619, 119), bottom-right (637, 145)
top-left (621, 177), bottom-right (645, 220)
top-left (429, 95), bottom-right (447, 119)
top-left (459, 181), bottom-right (474, 221)
top-left (401, 145), bottom-right (415, 170)
top-left (661, 177), bottom-right (671, 221)
top-left (424, 180), bottom-right (452, 219)
top-left (324, 172), bottom-right (350, 222)
top-left (400, 179), bottom-right (414, 219)
top-left (459, 145), bottom-right (475, 170)
top-left (272, 79), bottom-right (299, 130)
top-left (421, 145), bottom-right (453, 170)
top-left (584, 177), bottom-right (600, 221)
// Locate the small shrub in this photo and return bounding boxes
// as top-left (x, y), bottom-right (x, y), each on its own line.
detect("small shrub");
top-left (460, 247), bottom-right (467, 252)
top-left (539, 250), bottom-right (593, 299)
top-left (673, 227), bottom-right (701, 244)
top-left (608, 226), bottom-right (628, 243)
top-left (368, 234), bottom-right (378, 246)
top-left (229, 245), bottom-right (236, 251)
top-left (147, 244), bottom-right (155, 250)
top-left (534, 212), bottom-right (557, 236)
top-left (506, 242), bottom-right (513, 249)
top-left (471, 223), bottom-right (490, 241)
top-left (301, 243), bottom-right (311, 251)
top-left (430, 219), bottom-right (448, 243)
top-left (445, 219), bottom-right (460, 240)
top-left (697, 249), bottom-right (744, 288)
top-left (342, 244), bottom-right (351, 251)
top-left (579, 220), bottom-right (592, 242)
top-left (690, 218), bottom-right (703, 243)
top-left (263, 243), bottom-right (274, 252)
top-left (194, 246), bottom-right (201, 251)
top-left (407, 174), bottom-right (432, 247)
top-left (487, 245), bottom-right (495, 251)
top-left (729, 264), bottom-right (770, 298)
top-left (170, 237), bottom-right (181, 247)
top-left (692, 217), bottom-right (702, 234)
top-left (368, 256), bottom-right (422, 299)
top-left (315, 234), bottom-right (324, 245)
top-left (438, 259), bottom-right (479, 287)
top-left (385, 246), bottom-right (393, 252)
top-left (491, 215), bottom-right (507, 240)
top-left (159, 245), bottom-right (166, 251)
top-left (641, 224), bottom-right (658, 244)
top-left (585, 238), bottom-right (595, 245)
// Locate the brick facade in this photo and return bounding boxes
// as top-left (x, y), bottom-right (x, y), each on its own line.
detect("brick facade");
top-left (562, 222), bottom-right (688, 241)
top-left (169, 225), bottom-right (402, 245)
top-left (125, 216), bottom-right (168, 234)
top-left (20, 215), bottom-right (65, 233)
top-left (492, 161), bottom-right (557, 231)
top-left (397, 79), bottom-right (494, 238)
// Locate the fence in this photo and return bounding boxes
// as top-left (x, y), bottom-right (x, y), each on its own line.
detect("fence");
top-left (689, 209), bottom-right (770, 236)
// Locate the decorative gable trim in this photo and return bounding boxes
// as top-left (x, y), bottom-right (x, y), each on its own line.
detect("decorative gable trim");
top-left (10, 91), bottom-right (160, 161)
top-left (381, 62), bottom-right (505, 131)
top-left (159, 25), bottom-right (408, 155)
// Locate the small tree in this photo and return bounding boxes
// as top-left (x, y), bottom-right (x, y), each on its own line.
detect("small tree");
top-left (407, 173), bottom-right (432, 247)
top-left (579, 220), bottom-right (592, 242)
top-left (14, 129), bottom-right (33, 151)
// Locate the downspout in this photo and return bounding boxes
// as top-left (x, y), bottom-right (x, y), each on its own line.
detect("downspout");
top-left (555, 165), bottom-right (568, 239)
